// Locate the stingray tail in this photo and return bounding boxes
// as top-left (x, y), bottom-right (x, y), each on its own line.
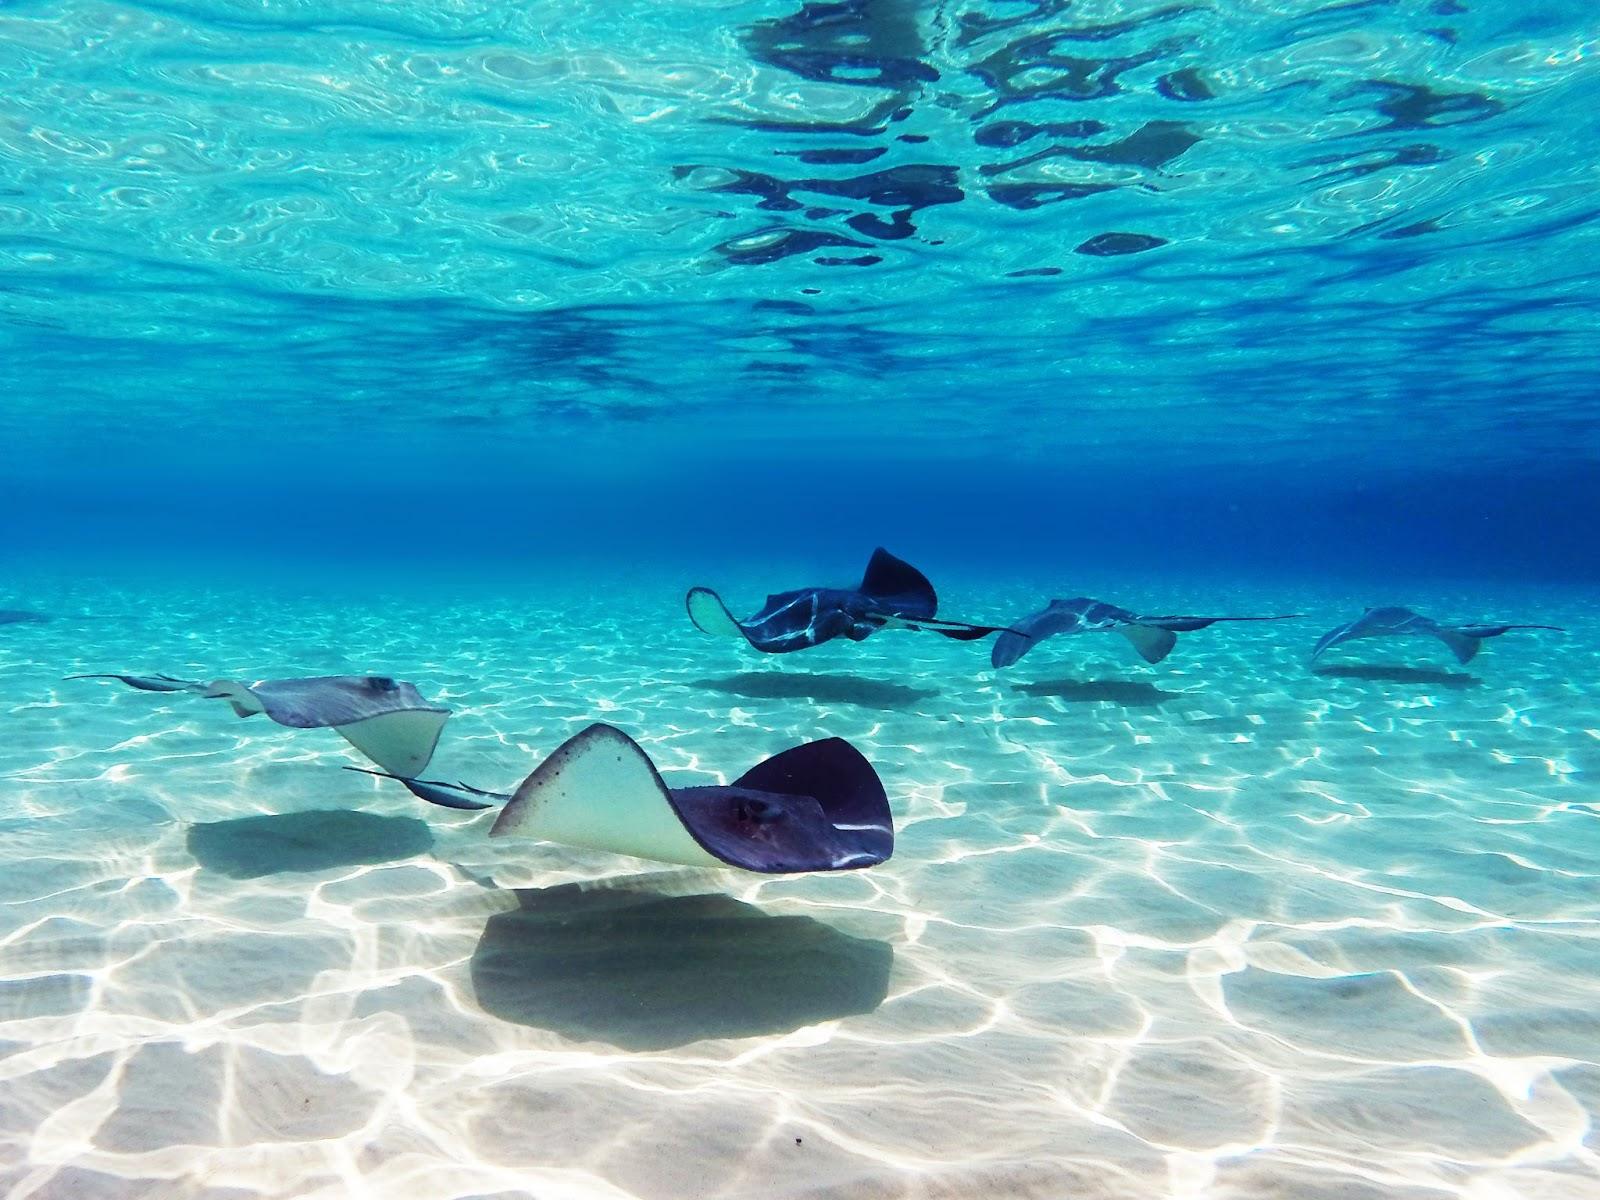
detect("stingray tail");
top-left (67, 672), bottom-right (204, 693)
top-left (1142, 613), bottom-right (1305, 633)
top-left (344, 766), bottom-right (503, 811)
top-left (889, 614), bottom-right (1010, 641)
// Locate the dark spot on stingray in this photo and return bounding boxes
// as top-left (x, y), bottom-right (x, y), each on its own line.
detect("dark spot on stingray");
top-left (1076, 232), bottom-right (1167, 256)
top-left (1157, 68), bottom-right (1213, 102)
top-left (1006, 267), bottom-right (1062, 278)
top-left (470, 885), bottom-right (892, 1051)
top-left (187, 810), bottom-right (434, 879)
top-left (1011, 679), bottom-right (1182, 709)
top-left (689, 672), bottom-right (936, 712)
top-left (1313, 666), bottom-right (1480, 690)
top-left (796, 1138), bottom-right (803, 1146)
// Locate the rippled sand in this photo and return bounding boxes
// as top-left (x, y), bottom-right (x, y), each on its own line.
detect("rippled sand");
top-left (2, 566), bottom-right (1596, 1199)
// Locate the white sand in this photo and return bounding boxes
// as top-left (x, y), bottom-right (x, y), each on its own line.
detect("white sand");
top-left (0, 567), bottom-right (1595, 1199)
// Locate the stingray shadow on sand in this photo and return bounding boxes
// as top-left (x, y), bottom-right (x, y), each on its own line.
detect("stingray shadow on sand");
top-left (1011, 678), bottom-right (1183, 708)
top-left (186, 810), bottom-right (435, 879)
top-left (471, 884), bottom-right (893, 1051)
top-left (689, 671), bottom-right (937, 711)
top-left (1312, 665), bottom-right (1480, 690)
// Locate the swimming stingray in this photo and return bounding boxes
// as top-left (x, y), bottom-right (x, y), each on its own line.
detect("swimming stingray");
top-left (992, 597), bottom-right (1301, 668)
top-left (71, 673), bottom-right (451, 784)
top-left (351, 723), bottom-right (894, 874)
top-left (687, 547), bottom-right (1004, 653)
top-left (0, 609), bottom-right (47, 625)
top-left (1310, 607), bottom-right (1564, 666)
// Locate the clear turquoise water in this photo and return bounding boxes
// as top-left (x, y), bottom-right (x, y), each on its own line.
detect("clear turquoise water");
top-left (3, 2), bottom-right (1600, 1198)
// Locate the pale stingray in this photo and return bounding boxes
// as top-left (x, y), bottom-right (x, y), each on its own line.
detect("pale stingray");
top-left (355, 723), bottom-right (894, 874)
top-left (1310, 607), bottom-right (1564, 666)
top-left (992, 597), bottom-right (1300, 668)
top-left (72, 673), bottom-right (450, 780)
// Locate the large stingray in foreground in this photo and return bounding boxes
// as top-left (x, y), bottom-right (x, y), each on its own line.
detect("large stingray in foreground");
top-left (71, 673), bottom-right (450, 781)
top-left (687, 547), bottom-right (1005, 653)
top-left (992, 597), bottom-right (1300, 668)
top-left (1310, 607), bottom-right (1564, 665)
top-left (354, 723), bottom-right (894, 874)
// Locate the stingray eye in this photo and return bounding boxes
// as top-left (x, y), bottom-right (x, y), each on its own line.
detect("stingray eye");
top-left (736, 797), bottom-right (782, 824)
top-left (368, 676), bottom-right (397, 691)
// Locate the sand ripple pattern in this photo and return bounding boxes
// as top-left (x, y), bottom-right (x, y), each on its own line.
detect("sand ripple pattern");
top-left (0, 569), bottom-right (1596, 1197)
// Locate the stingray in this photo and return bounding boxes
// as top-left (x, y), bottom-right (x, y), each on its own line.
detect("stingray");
top-left (0, 609), bottom-right (48, 625)
top-left (351, 723), bottom-right (894, 874)
top-left (992, 597), bottom-right (1301, 668)
top-left (687, 547), bottom-right (1004, 653)
top-left (70, 673), bottom-right (450, 780)
top-left (1310, 607), bottom-right (1564, 666)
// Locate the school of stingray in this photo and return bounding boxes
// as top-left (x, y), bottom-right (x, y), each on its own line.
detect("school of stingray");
top-left (63, 548), bottom-right (1566, 879)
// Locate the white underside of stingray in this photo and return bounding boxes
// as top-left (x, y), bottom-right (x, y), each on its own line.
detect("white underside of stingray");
top-left (491, 725), bottom-right (723, 868)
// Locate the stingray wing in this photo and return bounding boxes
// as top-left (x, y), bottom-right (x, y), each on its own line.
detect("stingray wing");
top-left (856, 547), bottom-right (937, 619)
top-left (687, 586), bottom-right (855, 653)
top-left (990, 599), bottom-right (1098, 669)
top-left (732, 737), bottom-right (893, 868)
top-left (686, 587), bottom-right (748, 640)
top-left (491, 725), bottom-right (893, 874)
top-left (491, 724), bottom-right (724, 868)
top-left (1310, 615), bottom-right (1375, 662)
top-left (236, 676), bottom-right (450, 777)
top-left (1117, 625), bottom-right (1179, 664)
top-left (73, 671), bottom-right (450, 778)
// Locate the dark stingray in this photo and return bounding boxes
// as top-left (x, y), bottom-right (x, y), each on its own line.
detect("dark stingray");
top-left (357, 723), bottom-right (894, 874)
top-left (992, 597), bottom-right (1301, 668)
top-left (1310, 607), bottom-right (1564, 665)
top-left (71, 672), bottom-right (450, 781)
top-left (687, 547), bottom-right (1005, 653)
top-left (0, 609), bottom-right (48, 625)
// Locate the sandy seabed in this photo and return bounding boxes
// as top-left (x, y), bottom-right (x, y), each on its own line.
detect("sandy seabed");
top-left (2, 565), bottom-right (1597, 1199)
